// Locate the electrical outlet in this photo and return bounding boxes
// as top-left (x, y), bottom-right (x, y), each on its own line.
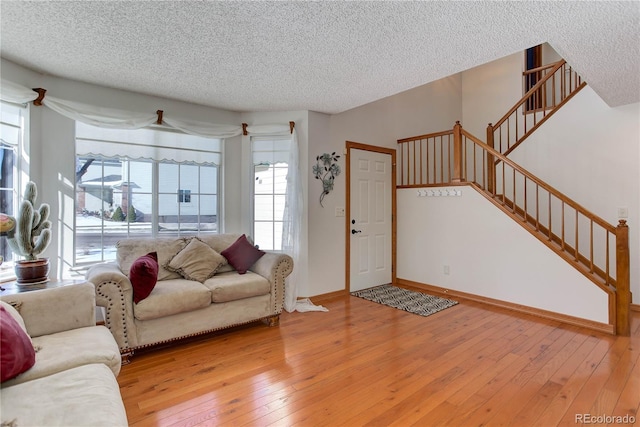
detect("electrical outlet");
top-left (444, 265), bottom-right (450, 275)
top-left (335, 207), bottom-right (345, 217)
top-left (618, 207), bottom-right (628, 218)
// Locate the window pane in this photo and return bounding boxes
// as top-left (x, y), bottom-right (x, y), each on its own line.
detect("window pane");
top-left (273, 166), bottom-right (288, 194)
top-left (0, 123), bottom-right (19, 146)
top-left (128, 194), bottom-right (151, 233)
top-left (0, 146), bottom-right (16, 204)
top-left (200, 166), bottom-right (217, 194)
top-left (179, 164), bottom-right (198, 192)
top-left (0, 103), bottom-right (21, 126)
top-left (274, 222), bottom-right (283, 251)
top-left (254, 195), bottom-right (273, 221)
top-left (159, 163), bottom-right (179, 193)
top-left (158, 193), bottom-right (179, 233)
top-left (254, 222), bottom-right (274, 250)
top-left (128, 161), bottom-right (152, 193)
top-left (199, 194), bottom-right (217, 232)
top-left (254, 165), bottom-right (273, 195)
top-left (274, 195), bottom-right (286, 220)
top-left (252, 135), bottom-right (290, 253)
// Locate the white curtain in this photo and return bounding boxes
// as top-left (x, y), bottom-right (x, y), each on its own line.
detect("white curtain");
top-left (0, 80), bottom-right (39, 104)
top-left (75, 122), bottom-right (223, 164)
top-left (0, 79), bottom-right (243, 137)
top-left (247, 125), bottom-right (326, 313)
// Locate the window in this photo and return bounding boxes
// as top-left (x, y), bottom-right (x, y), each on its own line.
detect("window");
top-left (75, 123), bottom-right (221, 265)
top-left (177, 189), bottom-right (191, 203)
top-left (252, 137), bottom-right (291, 251)
top-left (0, 101), bottom-right (24, 280)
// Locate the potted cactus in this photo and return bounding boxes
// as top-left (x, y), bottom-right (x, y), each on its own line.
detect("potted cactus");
top-left (6, 181), bottom-right (52, 284)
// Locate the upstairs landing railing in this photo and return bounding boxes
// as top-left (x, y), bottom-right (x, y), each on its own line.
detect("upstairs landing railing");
top-left (488, 60), bottom-right (586, 157)
top-left (397, 122), bottom-right (630, 335)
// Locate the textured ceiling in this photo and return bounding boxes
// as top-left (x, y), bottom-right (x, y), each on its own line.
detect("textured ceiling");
top-left (1, 1), bottom-right (639, 114)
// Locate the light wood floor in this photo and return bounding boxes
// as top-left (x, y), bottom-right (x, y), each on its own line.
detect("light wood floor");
top-left (118, 293), bottom-right (640, 426)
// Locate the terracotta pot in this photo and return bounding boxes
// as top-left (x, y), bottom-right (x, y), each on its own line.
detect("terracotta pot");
top-left (14, 258), bottom-right (50, 284)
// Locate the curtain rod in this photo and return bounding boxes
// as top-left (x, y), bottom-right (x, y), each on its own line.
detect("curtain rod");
top-left (242, 121), bottom-right (295, 136)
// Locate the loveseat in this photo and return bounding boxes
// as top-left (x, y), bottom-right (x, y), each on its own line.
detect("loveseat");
top-left (0, 283), bottom-right (127, 426)
top-left (85, 233), bottom-right (293, 362)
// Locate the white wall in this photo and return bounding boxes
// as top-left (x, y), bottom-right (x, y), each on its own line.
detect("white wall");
top-left (510, 88), bottom-right (640, 301)
top-left (461, 51), bottom-right (523, 139)
top-left (397, 187), bottom-right (609, 323)
top-left (311, 75), bottom-right (463, 296)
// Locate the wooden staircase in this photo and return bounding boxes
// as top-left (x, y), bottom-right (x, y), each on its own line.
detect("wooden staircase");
top-left (396, 62), bottom-right (630, 335)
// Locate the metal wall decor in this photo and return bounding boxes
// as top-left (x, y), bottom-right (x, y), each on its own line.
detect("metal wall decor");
top-left (313, 152), bottom-right (341, 207)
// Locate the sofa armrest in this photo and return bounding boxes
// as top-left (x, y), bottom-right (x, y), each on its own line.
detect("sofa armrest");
top-left (250, 252), bottom-right (293, 314)
top-left (86, 262), bottom-right (137, 351)
top-left (0, 282), bottom-right (96, 338)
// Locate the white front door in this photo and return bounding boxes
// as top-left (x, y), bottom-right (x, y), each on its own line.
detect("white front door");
top-left (349, 148), bottom-right (393, 292)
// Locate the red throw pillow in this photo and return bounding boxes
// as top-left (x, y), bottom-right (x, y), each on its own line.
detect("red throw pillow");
top-left (221, 234), bottom-right (265, 275)
top-left (1, 305), bottom-right (36, 382)
top-left (130, 251), bottom-right (159, 304)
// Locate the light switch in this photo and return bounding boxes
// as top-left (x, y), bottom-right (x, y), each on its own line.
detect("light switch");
top-left (335, 207), bottom-right (345, 217)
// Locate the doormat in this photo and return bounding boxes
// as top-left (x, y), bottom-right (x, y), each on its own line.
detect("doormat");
top-left (351, 284), bottom-right (458, 317)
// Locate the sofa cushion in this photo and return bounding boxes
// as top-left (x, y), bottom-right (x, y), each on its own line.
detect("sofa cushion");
top-left (117, 237), bottom-right (188, 281)
top-left (130, 251), bottom-right (159, 304)
top-left (0, 300), bottom-right (28, 336)
top-left (1, 325), bottom-right (122, 387)
top-left (0, 363), bottom-right (128, 427)
top-left (133, 279), bottom-right (212, 321)
top-left (221, 234), bottom-right (265, 274)
top-left (165, 237), bottom-right (227, 282)
top-left (203, 271), bottom-right (271, 303)
top-left (0, 305), bottom-right (36, 383)
top-left (198, 233), bottom-right (243, 273)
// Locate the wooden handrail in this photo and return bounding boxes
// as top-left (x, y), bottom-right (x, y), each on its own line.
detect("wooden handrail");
top-left (460, 129), bottom-right (615, 232)
top-left (522, 62), bottom-right (560, 76)
top-left (397, 129), bottom-right (453, 143)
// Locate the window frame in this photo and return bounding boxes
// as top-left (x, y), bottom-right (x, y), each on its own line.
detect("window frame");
top-left (250, 136), bottom-right (292, 252)
top-left (74, 125), bottom-right (223, 267)
top-left (0, 100), bottom-right (27, 282)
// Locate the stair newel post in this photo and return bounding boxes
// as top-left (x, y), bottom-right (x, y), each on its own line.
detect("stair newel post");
top-left (486, 123), bottom-right (495, 194)
top-left (452, 121), bottom-right (463, 183)
top-left (615, 220), bottom-right (631, 336)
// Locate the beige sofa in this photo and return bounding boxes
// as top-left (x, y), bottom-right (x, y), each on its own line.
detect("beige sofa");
top-left (0, 283), bottom-right (127, 427)
top-left (85, 233), bottom-right (293, 362)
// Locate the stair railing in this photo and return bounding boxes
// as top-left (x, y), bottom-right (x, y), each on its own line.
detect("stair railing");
top-left (488, 60), bottom-right (586, 157)
top-left (397, 122), bottom-right (630, 335)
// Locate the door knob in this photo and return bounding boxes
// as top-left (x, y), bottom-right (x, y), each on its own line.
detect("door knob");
top-left (351, 229), bottom-right (361, 234)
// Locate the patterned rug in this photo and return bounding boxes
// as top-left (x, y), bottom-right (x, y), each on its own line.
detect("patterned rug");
top-left (351, 284), bottom-right (458, 317)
